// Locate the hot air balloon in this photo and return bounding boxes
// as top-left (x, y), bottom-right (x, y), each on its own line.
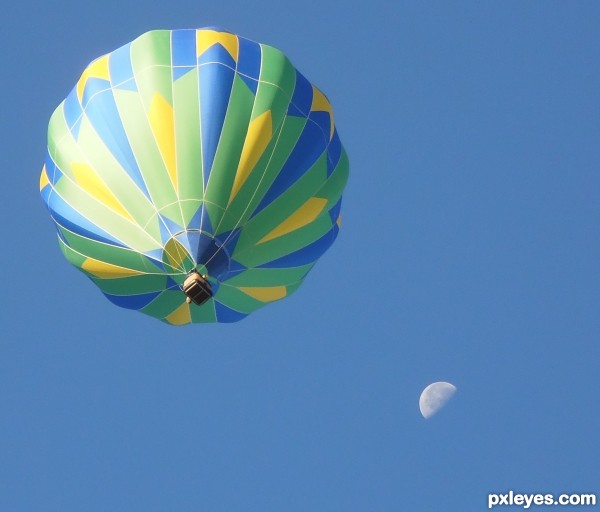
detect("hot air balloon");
top-left (40, 28), bottom-right (349, 324)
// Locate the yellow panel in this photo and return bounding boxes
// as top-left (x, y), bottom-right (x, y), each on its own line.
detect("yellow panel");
top-left (71, 163), bottom-right (134, 221)
top-left (82, 257), bottom-right (144, 278)
top-left (239, 286), bottom-right (287, 302)
top-left (336, 214), bottom-right (342, 229)
top-left (165, 302), bottom-right (192, 325)
top-left (148, 93), bottom-right (177, 190)
top-left (228, 110), bottom-right (273, 204)
top-left (311, 86), bottom-right (334, 139)
top-left (258, 197), bottom-right (328, 244)
top-left (77, 54), bottom-right (110, 102)
top-left (39, 165), bottom-right (50, 191)
top-left (196, 30), bottom-right (239, 62)
top-left (163, 238), bottom-right (191, 271)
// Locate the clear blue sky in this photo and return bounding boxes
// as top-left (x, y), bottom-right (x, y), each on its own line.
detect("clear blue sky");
top-left (2, 1), bottom-right (599, 511)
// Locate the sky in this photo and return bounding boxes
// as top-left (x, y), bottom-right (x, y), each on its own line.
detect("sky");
top-left (2, 1), bottom-right (599, 511)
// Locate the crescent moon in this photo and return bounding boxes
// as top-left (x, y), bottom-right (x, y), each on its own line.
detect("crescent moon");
top-left (419, 382), bottom-right (457, 419)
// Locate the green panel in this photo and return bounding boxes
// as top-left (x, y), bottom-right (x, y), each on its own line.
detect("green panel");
top-left (59, 237), bottom-right (86, 267)
top-left (59, 229), bottom-right (162, 273)
top-left (259, 45), bottom-right (296, 100)
top-left (202, 202), bottom-right (226, 237)
top-left (91, 274), bottom-right (168, 295)
top-left (112, 89), bottom-right (181, 220)
top-left (140, 290), bottom-right (185, 318)
top-left (214, 80), bottom-right (294, 234)
top-left (315, 149), bottom-right (349, 201)
top-left (214, 285), bottom-right (266, 313)
top-left (47, 108), bottom-right (90, 188)
top-left (158, 203), bottom-right (187, 230)
top-left (285, 280), bottom-right (303, 296)
top-left (130, 30), bottom-right (173, 104)
top-left (178, 199), bottom-right (203, 229)
top-left (223, 265), bottom-right (313, 287)
top-left (235, 214), bottom-right (333, 268)
top-left (254, 80), bottom-right (293, 130)
top-left (47, 104), bottom-right (75, 164)
top-left (234, 152), bottom-right (328, 253)
top-left (189, 301), bottom-right (218, 323)
top-left (203, 74), bottom-right (257, 230)
top-left (72, 114), bottom-right (160, 239)
top-left (70, 114), bottom-right (160, 240)
top-left (173, 69), bottom-right (203, 205)
top-left (216, 115), bottom-right (308, 234)
top-left (54, 179), bottom-right (159, 253)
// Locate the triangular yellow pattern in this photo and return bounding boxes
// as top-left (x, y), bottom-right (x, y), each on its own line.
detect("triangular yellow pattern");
top-left (258, 197), bottom-right (328, 244)
top-left (148, 93), bottom-right (177, 191)
top-left (77, 54), bottom-right (110, 102)
top-left (196, 30), bottom-right (239, 62)
top-left (165, 302), bottom-right (192, 325)
top-left (336, 214), bottom-right (342, 229)
top-left (311, 86), bottom-right (335, 140)
top-left (239, 286), bottom-right (287, 302)
top-left (82, 257), bottom-right (143, 279)
top-left (39, 165), bottom-right (50, 191)
top-left (228, 110), bottom-right (273, 204)
top-left (71, 163), bottom-right (134, 221)
top-left (163, 238), bottom-right (191, 271)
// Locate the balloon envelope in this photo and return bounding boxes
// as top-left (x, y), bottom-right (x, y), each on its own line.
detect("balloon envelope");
top-left (40, 28), bottom-right (349, 324)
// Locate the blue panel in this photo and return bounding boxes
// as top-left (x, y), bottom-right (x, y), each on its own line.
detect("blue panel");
top-left (239, 74), bottom-right (258, 95)
top-left (254, 114), bottom-right (328, 213)
top-left (104, 291), bottom-right (161, 310)
top-left (174, 231), bottom-right (197, 263)
top-left (237, 37), bottom-right (261, 94)
top-left (172, 29), bottom-right (196, 67)
top-left (173, 67), bottom-right (195, 81)
top-left (40, 183), bottom-right (52, 205)
top-left (218, 268), bottom-right (246, 283)
top-left (81, 78), bottom-right (112, 108)
top-left (179, 230), bottom-right (200, 259)
top-left (63, 90), bottom-right (84, 138)
top-left (158, 217), bottom-right (173, 244)
top-left (259, 227), bottom-right (338, 269)
top-left (215, 302), bottom-right (247, 323)
top-left (287, 70), bottom-right (312, 117)
top-left (109, 43), bottom-right (137, 90)
top-left (172, 29), bottom-right (196, 81)
top-left (200, 205), bottom-right (214, 234)
top-left (184, 205), bottom-right (202, 231)
top-left (327, 130), bottom-right (342, 176)
top-left (214, 227), bottom-right (242, 254)
top-left (196, 234), bottom-right (230, 277)
top-left (309, 111), bottom-right (332, 144)
top-left (48, 192), bottom-right (126, 247)
top-left (165, 276), bottom-right (180, 290)
top-left (144, 249), bottom-right (166, 270)
top-left (83, 88), bottom-right (151, 199)
top-left (220, 259), bottom-right (246, 279)
top-left (44, 153), bottom-right (63, 185)
top-left (237, 37), bottom-right (261, 79)
top-left (328, 198), bottom-right (343, 226)
top-left (159, 215), bottom-right (182, 236)
top-left (198, 43), bottom-right (236, 68)
top-left (199, 63), bottom-right (235, 188)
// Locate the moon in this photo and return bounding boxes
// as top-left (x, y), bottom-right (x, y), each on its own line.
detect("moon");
top-left (419, 382), bottom-right (457, 419)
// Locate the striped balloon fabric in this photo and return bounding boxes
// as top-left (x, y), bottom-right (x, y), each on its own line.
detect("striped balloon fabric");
top-left (40, 28), bottom-right (349, 324)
